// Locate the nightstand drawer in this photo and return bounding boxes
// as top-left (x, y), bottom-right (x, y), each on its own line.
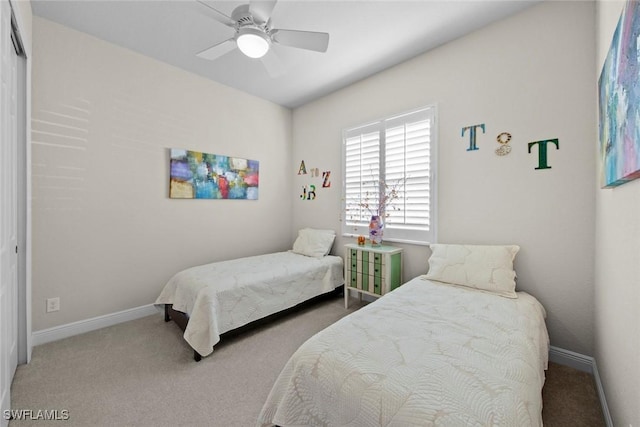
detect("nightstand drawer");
top-left (348, 273), bottom-right (381, 294)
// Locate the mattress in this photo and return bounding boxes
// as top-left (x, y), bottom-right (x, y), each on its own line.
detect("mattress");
top-left (155, 251), bottom-right (344, 357)
top-left (257, 276), bottom-right (549, 426)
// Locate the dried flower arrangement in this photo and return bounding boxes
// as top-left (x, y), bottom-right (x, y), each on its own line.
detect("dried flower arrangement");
top-left (346, 175), bottom-right (407, 222)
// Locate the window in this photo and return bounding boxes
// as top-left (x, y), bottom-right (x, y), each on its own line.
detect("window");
top-left (342, 105), bottom-right (437, 244)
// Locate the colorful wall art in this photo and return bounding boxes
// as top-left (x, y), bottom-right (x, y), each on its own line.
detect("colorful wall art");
top-left (169, 148), bottom-right (259, 199)
top-left (599, 0), bottom-right (640, 188)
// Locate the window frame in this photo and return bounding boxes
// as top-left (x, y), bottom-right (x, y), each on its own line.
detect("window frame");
top-left (341, 105), bottom-right (438, 246)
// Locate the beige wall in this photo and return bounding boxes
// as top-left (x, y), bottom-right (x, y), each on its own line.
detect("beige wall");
top-left (595, 1), bottom-right (640, 425)
top-left (31, 18), bottom-right (293, 331)
top-left (292, 1), bottom-right (596, 355)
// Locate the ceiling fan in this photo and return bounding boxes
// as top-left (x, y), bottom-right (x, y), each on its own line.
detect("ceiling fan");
top-left (195, 0), bottom-right (330, 63)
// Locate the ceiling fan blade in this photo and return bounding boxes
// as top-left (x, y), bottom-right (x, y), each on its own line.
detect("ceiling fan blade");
top-left (250, 0), bottom-right (278, 25)
top-left (196, 1), bottom-right (236, 27)
top-left (272, 29), bottom-right (329, 53)
top-left (260, 49), bottom-right (284, 77)
top-left (196, 38), bottom-right (236, 61)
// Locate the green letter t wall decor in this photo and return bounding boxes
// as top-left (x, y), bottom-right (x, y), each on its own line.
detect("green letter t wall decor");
top-left (528, 138), bottom-right (559, 170)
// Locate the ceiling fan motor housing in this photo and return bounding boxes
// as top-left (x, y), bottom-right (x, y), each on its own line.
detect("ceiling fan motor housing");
top-left (232, 4), bottom-right (271, 33)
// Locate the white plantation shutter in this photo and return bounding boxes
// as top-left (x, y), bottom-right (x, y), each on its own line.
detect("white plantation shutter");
top-left (344, 122), bottom-right (380, 225)
top-left (342, 106), bottom-right (437, 244)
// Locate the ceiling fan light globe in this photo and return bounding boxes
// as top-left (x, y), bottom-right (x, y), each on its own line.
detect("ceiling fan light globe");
top-left (237, 32), bottom-right (270, 59)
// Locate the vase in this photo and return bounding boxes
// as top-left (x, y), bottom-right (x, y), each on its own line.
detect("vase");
top-left (369, 215), bottom-right (384, 246)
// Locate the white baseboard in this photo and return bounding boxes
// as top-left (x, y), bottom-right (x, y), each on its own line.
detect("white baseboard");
top-left (549, 345), bottom-right (594, 372)
top-left (32, 304), bottom-right (161, 347)
top-left (549, 346), bottom-right (613, 427)
top-left (591, 358), bottom-right (614, 427)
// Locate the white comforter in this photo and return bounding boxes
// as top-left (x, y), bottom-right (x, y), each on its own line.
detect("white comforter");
top-left (258, 277), bottom-right (549, 427)
top-left (155, 251), bottom-right (344, 357)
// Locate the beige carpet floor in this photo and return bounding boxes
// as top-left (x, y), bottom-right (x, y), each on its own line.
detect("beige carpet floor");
top-left (10, 295), bottom-right (605, 426)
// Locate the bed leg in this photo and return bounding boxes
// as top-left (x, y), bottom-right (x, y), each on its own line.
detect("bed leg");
top-left (194, 351), bottom-right (202, 362)
top-left (164, 304), bottom-right (171, 322)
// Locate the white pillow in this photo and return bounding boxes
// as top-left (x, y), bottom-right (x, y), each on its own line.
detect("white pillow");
top-left (425, 244), bottom-right (519, 298)
top-left (292, 228), bottom-right (336, 258)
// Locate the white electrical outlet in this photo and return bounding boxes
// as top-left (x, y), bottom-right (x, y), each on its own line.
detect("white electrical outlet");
top-left (46, 297), bottom-right (60, 313)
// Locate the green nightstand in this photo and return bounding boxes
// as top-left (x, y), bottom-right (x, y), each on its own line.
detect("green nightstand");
top-left (344, 243), bottom-right (403, 308)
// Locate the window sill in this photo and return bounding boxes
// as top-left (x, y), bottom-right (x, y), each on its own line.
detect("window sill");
top-left (342, 233), bottom-right (433, 247)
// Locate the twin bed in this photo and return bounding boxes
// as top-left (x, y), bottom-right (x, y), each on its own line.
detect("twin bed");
top-left (157, 238), bottom-right (550, 426)
top-left (257, 276), bottom-right (548, 426)
top-left (156, 228), bottom-right (342, 360)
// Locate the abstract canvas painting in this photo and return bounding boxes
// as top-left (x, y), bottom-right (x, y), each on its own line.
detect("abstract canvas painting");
top-left (169, 148), bottom-right (259, 199)
top-left (599, 0), bottom-right (640, 188)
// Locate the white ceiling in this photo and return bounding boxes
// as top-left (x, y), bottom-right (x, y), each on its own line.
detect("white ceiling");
top-left (31, 0), bottom-right (539, 108)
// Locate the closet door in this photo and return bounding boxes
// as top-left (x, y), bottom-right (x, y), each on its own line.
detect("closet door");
top-left (0, 0), bottom-right (19, 424)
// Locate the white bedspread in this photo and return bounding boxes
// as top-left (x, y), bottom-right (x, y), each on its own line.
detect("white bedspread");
top-left (257, 277), bottom-right (549, 427)
top-left (155, 251), bottom-right (344, 357)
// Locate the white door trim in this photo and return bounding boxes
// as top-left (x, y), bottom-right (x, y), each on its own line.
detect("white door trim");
top-left (8, 0), bottom-right (31, 365)
top-left (0, 2), bottom-right (20, 425)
